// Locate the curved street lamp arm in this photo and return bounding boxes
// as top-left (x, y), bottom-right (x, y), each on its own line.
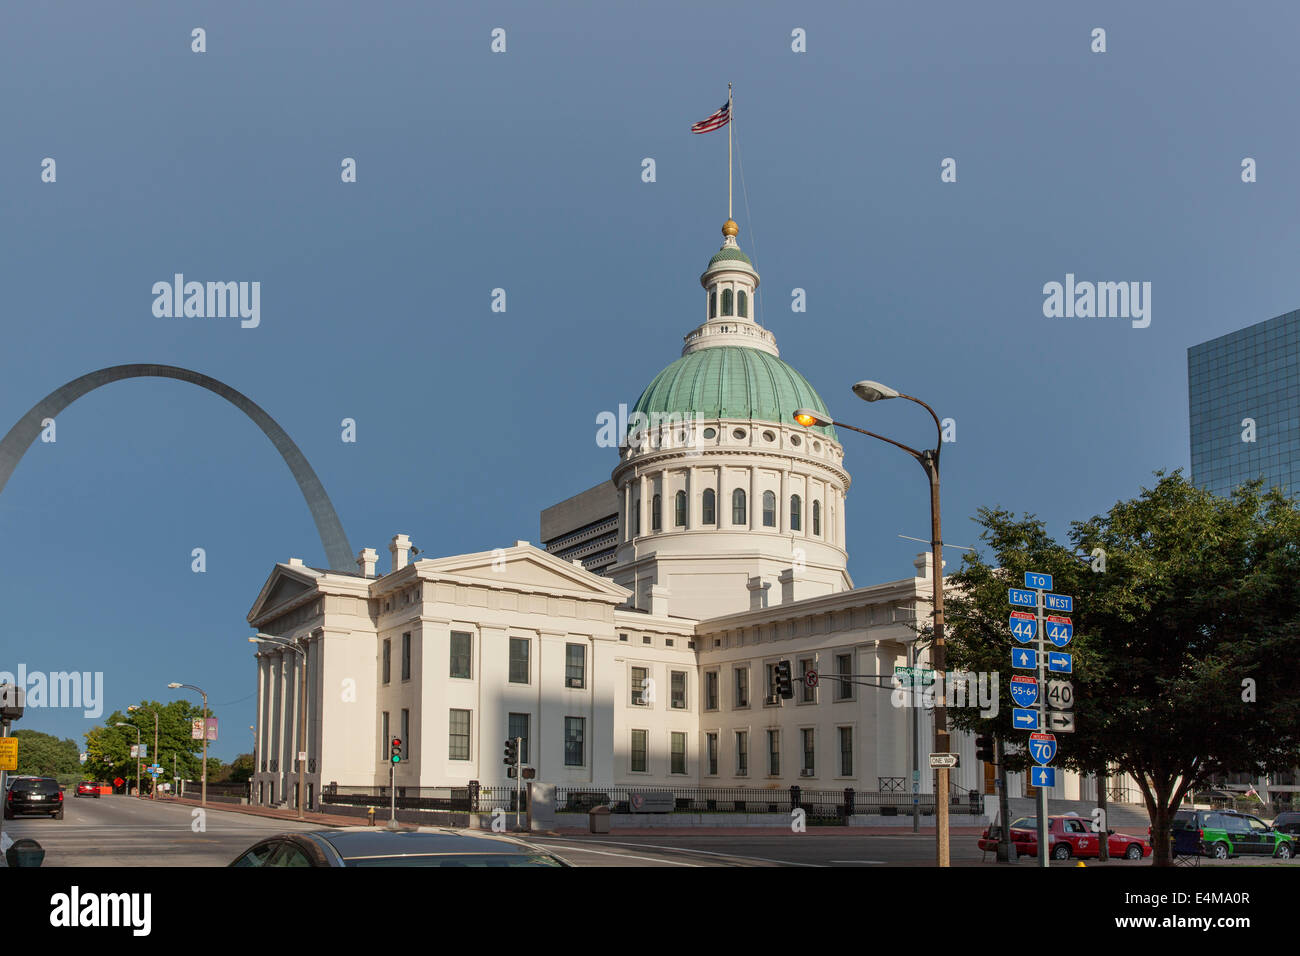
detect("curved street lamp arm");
top-left (898, 392), bottom-right (944, 453)
top-left (831, 419), bottom-right (927, 462)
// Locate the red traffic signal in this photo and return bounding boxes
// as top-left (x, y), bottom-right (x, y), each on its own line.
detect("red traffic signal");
top-left (390, 737), bottom-right (403, 763)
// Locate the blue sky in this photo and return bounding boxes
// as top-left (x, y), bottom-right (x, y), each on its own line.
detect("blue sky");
top-left (2, 0), bottom-right (1297, 757)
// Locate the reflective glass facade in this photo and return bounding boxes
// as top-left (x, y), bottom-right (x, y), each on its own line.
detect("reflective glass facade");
top-left (1188, 310), bottom-right (1300, 498)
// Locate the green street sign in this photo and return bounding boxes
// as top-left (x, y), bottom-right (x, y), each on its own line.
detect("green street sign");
top-left (894, 666), bottom-right (935, 688)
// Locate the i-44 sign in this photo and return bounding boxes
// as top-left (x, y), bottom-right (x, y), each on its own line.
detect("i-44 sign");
top-left (1044, 616), bottom-right (1073, 648)
top-left (1009, 611), bottom-right (1037, 644)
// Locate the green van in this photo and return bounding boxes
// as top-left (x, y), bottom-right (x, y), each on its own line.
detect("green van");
top-left (1172, 809), bottom-right (1296, 859)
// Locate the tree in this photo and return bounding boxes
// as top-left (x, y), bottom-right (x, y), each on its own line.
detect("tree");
top-left (227, 753), bottom-right (255, 783)
top-left (944, 472), bottom-right (1300, 865)
top-left (13, 729), bottom-right (81, 777)
top-left (83, 699), bottom-right (217, 787)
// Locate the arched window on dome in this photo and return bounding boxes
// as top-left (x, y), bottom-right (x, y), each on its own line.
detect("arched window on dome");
top-left (762, 491), bottom-right (776, 527)
top-left (812, 500), bottom-right (821, 536)
top-left (709, 290), bottom-right (717, 319)
top-left (790, 494), bottom-right (802, 531)
top-left (732, 488), bottom-right (747, 525)
top-left (675, 490), bottom-right (687, 527)
top-left (738, 290), bottom-right (748, 318)
top-left (702, 488), bottom-right (716, 525)
top-left (652, 494), bottom-right (662, 532)
top-left (722, 289), bottom-right (733, 316)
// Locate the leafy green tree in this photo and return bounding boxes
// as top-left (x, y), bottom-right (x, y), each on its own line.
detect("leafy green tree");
top-left (82, 699), bottom-right (217, 788)
top-left (13, 729), bottom-right (81, 776)
top-left (945, 472), bottom-right (1300, 865)
top-left (227, 753), bottom-right (255, 783)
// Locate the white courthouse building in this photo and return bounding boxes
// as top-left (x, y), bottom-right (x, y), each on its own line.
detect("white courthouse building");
top-left (247, 219), bottom-right (1117, 812)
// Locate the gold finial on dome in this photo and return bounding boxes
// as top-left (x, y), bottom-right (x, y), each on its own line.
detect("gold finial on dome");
top-left (722, 219), bottom-right (739, 238)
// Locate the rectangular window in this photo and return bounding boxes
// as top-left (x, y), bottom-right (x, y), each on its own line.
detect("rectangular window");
top-left (450, 631), bottom-right (472, 679)
top-left (734, 667), bottom-right (749, 708)
top-left (839, 726), bottom-right (853, 777)
top-left (799, 657), bottom-right (814, 702)
top-left (802, 728), bottom-right (815, 773)
top-left (765, 662), bottom-right (778, 700)
top-left (631, 666), bottom-right (650, 705)
top-left (508, 712), bottom-right (530, 764)
top-left (382, 639), bottom-right (391, 685)
top-left (671, 732), bottom-right (687, 774)
top-left (671, 671), bottom-right (686, 709)
top-left (381, 711), bottom-right (389, 760)
top-left (401, 632), bottom-right (411, 681)
top-left (706, 732), bottom-right (718, 775)
top-left (705, 671), bottom-right (719, 710)
top-left (630, 729), bottom-right (648, 772)
top-left (565, 643), bottom-right (586, 688)
top-left (448, 709), bottom-right (470, 760)
top-left (508, 637), bottom-right (530, 684)
top-left (564, 717), bottom-right (585, 767)
top-left (401, 708), bottom-right (410, 760)
top-left (768, 729), bottom-right (780, 776)
top-left (836, 653), bottom-right (852, 700)
top-left (735, 731), bottom-right (748, 776)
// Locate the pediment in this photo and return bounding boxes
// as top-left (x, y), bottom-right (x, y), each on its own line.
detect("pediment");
top-left (247, 564), bottom-right (322, 623)
top-left (417, 545), bottom-right (629, 601)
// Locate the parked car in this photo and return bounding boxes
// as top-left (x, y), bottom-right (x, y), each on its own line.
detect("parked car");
top-left (4, 777), bottom-right (64, 819)
top-left (75, 781), bottom-right (101, 798)
top-left (229, 827), bottom-right (571, 867)
top-left (1272, 811), bottom-right (1300, 837)
top-left (979, 814), bottom-right (1151, 860)
top-left (1165, 809), bottom-right (1295, 859)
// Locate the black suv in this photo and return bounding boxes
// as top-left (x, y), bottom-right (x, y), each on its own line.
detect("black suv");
top-left (1273, 811), bottom-right (1300, 837)
top-left (4, 776), bottom-right (64, 819)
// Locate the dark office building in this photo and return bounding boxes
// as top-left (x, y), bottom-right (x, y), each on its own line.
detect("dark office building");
top-left (1188, 309), bottom-right (1300, 498)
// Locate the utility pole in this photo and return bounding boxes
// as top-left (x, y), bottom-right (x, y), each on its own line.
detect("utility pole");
top-left (1097, 767), bottom-right (1110, 862)
top-left (995, 736), bottom-right (1015, 862)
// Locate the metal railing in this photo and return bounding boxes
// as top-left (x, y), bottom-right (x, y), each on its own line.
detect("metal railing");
top-left (555, 785), bottom-right (982, 817)
top-left (319, 783), bottom-right (523, 813)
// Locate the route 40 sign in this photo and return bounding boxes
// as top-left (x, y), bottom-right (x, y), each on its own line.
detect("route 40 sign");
top-left (1028, 732), bottom-right (1057, 766)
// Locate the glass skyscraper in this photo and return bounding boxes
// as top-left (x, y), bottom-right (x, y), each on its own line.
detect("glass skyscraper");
top-left (1188, 309), bottom-right (1300, 498)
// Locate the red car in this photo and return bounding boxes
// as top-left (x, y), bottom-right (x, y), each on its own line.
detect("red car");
top-left (75, 781), bottom-right (101, 798)
top-left (979, 814), bottom-right (1152, 860)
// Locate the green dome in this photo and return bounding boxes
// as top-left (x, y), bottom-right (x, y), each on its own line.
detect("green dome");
top-left (706, 247), bottom-right (753, 269)
top-left (630, 346), bottom-right (836, 439)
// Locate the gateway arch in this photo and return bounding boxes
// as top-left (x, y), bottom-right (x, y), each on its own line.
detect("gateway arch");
top-left (0, 364), bottom-right (353, 570)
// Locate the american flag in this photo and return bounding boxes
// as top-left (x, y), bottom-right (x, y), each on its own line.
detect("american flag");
top-left (691, 101), bottom-right (730, 134)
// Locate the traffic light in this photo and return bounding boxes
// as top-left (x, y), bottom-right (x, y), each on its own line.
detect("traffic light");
top-left (389, 737), bottom-right (402, 763)
top-left (504, 738), bottom-right (519, 767)
top-left (975, 732), bottom-right (995, 763)
top-left (775, 659), bottom-right (794, 700)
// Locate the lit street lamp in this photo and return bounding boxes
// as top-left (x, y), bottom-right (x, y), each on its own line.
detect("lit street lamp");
top-left (168, 682), bottom-right (208, 806)
top-left (249, 633), bottom-right (308, 821)
top-left (114, 721), bottom-right (141, 797)
top-left (795, 380), bottom-right (953, 867)
top-left (128, 705), bottom-right (159, 800)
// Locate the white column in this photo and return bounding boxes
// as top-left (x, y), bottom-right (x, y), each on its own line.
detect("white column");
top-left (638, 472), bottom-right (648, 538)
top-left (838, 489), bottom-right (846, 546)
top-left (268, 652), bottom-right (282, 779)
top-left (256, 655), bottom-right (269, 776)
top-left (779, 468), bottom-right (789, 533)
top-left (748, 467), bottom-right (757, 530)
top-left (622, 481), bottom-right (631, 542)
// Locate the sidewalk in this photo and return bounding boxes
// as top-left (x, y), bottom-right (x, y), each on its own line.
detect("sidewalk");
top-left (156, 794), bottom-right (367, 828)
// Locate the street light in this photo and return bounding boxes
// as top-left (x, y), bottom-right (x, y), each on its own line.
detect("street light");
top-left (168, 682), bottom-right (208, 806)
top-left (114, 721), bottom-right (141, 798)
top-left (249, 633), bottom-right (308, 821)
top-left (128, 705), bottom-right (159, 800)
top-left (794, 382), bottom-right (953, 867)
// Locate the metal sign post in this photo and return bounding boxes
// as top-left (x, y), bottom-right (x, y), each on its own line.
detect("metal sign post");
top-left (515, 737), bottom-right (524, 831)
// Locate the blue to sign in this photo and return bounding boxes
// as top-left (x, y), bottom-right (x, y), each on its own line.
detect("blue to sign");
top-left (1044, 593), bottom-right (1073, 613)
top-left (1012, 648), bottom-right (1038, 670)
top-left (1047, 652), bottom-right (1072, 673)
top-left (1012, 708), bottom-right (1040, 730)
top-left (1008, 588), bottom-right (1037, 608)
top-left (1031, 766), bottom-right (1056, 788)
top-left (1024, 572), bottom-right (1053, 591)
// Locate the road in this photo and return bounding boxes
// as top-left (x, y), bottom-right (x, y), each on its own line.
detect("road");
top-left (2, 794), bottom-right (322, 866)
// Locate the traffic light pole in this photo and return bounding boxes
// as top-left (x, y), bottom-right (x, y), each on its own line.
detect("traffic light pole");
top-left (388, 755), bottom-right (398, 830)
top-left (515, 736), bottom-right (523, 831)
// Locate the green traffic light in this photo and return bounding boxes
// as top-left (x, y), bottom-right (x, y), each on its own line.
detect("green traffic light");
top-left (391, 754), bottom-right (401, 763)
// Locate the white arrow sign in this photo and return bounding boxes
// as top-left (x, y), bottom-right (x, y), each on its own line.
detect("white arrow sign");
top-left (928, 753), bottom-right (960, 768)
top-left (1047, 711), bottom-right (1075, 733)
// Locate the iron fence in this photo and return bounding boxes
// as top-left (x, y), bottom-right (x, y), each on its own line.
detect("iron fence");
top-left (319, 783), bottom-right (525, 812)
top-left (555, 785), bottom-right (983, 817)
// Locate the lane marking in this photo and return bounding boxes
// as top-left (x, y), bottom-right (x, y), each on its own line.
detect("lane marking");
top-left (531, 837), bottom-right (817, 867)
top-left (529, 844), bottom-right (699, 866)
